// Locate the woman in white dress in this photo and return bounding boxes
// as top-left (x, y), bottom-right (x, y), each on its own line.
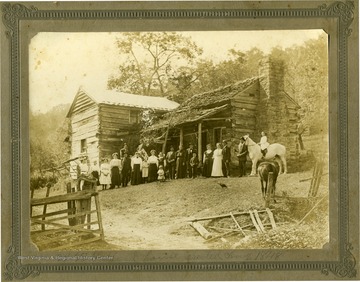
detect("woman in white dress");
top-left (211, 143), bottom-right (224, 177)
top-left (99, 158), bottom-right (111, 190)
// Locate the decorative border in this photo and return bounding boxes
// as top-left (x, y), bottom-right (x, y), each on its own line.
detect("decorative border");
top-left (1, 1), bottom-right (356, 280)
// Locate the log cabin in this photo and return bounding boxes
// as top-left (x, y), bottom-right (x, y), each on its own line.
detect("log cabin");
top-left (144, 57), bottom-right (302, 167)
top-left (66, 87), bottom-right (179, 163)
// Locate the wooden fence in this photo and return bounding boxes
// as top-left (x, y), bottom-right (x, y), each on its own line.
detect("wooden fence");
top-left (31, 177), bottom-right (104, 251)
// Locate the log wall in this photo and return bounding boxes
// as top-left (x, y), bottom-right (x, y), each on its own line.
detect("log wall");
top-left (70, 93), bottom-right (100, 163)
top-left (98, 104), bottom-right (140, 159)
top-left (230, 82), bottom-right (259, 140)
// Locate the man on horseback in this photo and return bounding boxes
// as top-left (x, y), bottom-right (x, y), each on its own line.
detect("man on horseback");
top-left (258, 131), bottom-right (270, 158)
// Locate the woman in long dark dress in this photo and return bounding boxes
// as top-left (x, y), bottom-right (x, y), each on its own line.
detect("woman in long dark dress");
top-left (131, 152), bottom-right (142, 185)
top-left (147, 150), bottom-right (159, 183)
top-left (110, 152), bottom-right (121, 188)
top-left (175, 145), bottom-right (186, 179)
top-left (202, 144), bottom-right (213, 178)
top-left (121, 153), bottom-right (132, 187)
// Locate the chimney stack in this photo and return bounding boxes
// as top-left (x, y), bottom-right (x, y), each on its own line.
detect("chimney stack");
top-left (258, 57), bottom-right (285, 99)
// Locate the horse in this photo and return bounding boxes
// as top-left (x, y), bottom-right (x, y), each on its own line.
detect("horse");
top-left (257, 161), bottom-right (280, 199)
top-left (242, 134), bottom-right (287, 175)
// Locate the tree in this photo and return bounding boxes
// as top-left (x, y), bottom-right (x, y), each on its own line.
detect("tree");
top-left (280, 34), bottom-right (328, 134)
top-left (108, 32), bottom-right (203, 97)
top-left (167, 47), bottom-right (266, 100)
top-left (30, 104), bottom-right (70, 174)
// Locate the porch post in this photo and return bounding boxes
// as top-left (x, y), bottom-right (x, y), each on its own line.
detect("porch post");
top-left (198, 122), bottom-right (202, 162)
top-left (179, 127), bottom-right (184, 147)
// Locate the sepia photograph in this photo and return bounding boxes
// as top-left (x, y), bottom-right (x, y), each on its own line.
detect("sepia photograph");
top-left (1, 1), bottom-right (358, 280)
top-left (29, 30), bottom-right (330, 252)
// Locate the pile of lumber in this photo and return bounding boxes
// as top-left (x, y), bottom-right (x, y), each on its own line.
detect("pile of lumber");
top-left (188, 208), bottom-right (276, 241)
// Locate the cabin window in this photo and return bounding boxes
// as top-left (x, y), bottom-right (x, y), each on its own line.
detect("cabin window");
top-left (80, 139), bottom-right (87, 153)
top-left (129, 110), bottom-right (140, 124)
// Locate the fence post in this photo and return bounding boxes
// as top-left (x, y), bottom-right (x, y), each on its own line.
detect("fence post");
top-left (41, 185), bottom-right (52, 231)
top-left (308, 158), bottom-right (324, 197)
top-left (67, 182), bottom-right (77, 226)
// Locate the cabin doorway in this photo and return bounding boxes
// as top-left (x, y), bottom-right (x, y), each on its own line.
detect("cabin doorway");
top-left (201, 131), bottom-right (208, 157)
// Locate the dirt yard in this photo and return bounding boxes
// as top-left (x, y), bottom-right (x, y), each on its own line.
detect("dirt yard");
top-left (31, 170), bottom-right (329, 251)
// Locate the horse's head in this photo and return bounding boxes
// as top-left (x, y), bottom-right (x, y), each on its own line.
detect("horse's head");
top-left (242, 134), bottom-right (249, 144)
top-left (242, 134), bottom-right (256, 146)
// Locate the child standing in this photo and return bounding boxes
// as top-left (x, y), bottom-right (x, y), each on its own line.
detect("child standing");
top-left (189, 152), bottom-right (199, 179)
top-left (99, 158), bottom-right (111, 190)
top-left (142, 156), bottom-right (149, 184)
top-left (157, 165), bottom-right (165, 182)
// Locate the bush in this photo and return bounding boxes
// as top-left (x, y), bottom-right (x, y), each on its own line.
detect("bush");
top-left (30, 173), bottom-right (58, 191)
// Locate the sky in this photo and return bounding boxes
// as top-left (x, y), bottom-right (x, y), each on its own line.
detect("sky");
top-left (29, 30), bottom-right (325, 114)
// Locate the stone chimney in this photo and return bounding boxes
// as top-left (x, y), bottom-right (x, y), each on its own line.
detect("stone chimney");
top-left (258, 57), bottom-right (285, 99)
top-left (256, 56), bottom-right (300, 164)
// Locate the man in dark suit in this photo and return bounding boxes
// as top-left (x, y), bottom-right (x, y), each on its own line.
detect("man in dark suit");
top-left (237, 138), bottom-right (248, 177)
top-left (185, 143), bottom-right (196, 178)
top-left (222, 140), bottom-right (232, 177)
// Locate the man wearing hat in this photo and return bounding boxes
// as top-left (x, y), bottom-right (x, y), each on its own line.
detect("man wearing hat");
top-left (237, 137), bottom-right (248, 177)
top-left (78, 154), bottom-right (89, 190)
top-left (185, 143), bottom-right (196, 178)
top-left (166, 146), bottom-right (176, 179)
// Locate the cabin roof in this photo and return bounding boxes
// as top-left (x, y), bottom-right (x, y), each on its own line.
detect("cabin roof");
top-left (67, 86), bottom-right (180, 118)
top-left (143, 77), bottom-right (259, 131)
top-left (144, 104), bottom-right (230, 131)
top-left (179, 77), bottom-right (260, 110)
top-left (143, 76), bottom-right (301, 132)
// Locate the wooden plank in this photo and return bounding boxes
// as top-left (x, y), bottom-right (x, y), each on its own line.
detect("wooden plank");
top-left (72, 122), bottom-right (99, 134)
top-left (189, 222), bottom-right (212, 239)
top-left (72, 117), bottom-right (98, 129)
top-left (34, 210), bottom-right (97, 223)
top-left (189, 210), bottom-right (270, 222)
top-left (41, 185), bottom-right (52, 231)
top-left (253, 210), bottom-right (265, 232)
top-left (249, 210), bottom-right (262, 233)
top-left (94, 195), bottom-right (105, 240)
top-left (308, 162), bottom-right (318, 197)
top-left (71, 107), bottom-right (98, 123)
top-left (313, 161), bottom-right (324, 197)
top-left (73, 103), bottom-right (97, 116)
top-left (31, 191), bottom-right (97, 206)
top-left (266, 208), bottom-right (277, 229)
top-left (229, 212), bottom-right (246, 236)
top-left (231, 102), bottom-right (258, 110)
top-left (100, 121), bottom-right (131, 131)
top-left (72, 129), bottom-right (98, 140)
top-left (206, 230), bottom-right (239, 242)
top-left (298, 195), bottom-right (327, 225)
top-left (31, 228), bottom-right (68, 237)
top-left (31, 218), bottom-right (100, 233)
top-left (100, 112), bottom-right (130, 120)
top-left (47, 236), bottom-right (102, 251)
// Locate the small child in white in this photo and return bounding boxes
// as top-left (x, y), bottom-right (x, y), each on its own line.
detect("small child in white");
top-left (157, 165), bottom-right (165, 182)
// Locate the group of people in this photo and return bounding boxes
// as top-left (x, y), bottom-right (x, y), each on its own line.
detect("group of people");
top-left (76, 132), bottom-right (269, 190)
